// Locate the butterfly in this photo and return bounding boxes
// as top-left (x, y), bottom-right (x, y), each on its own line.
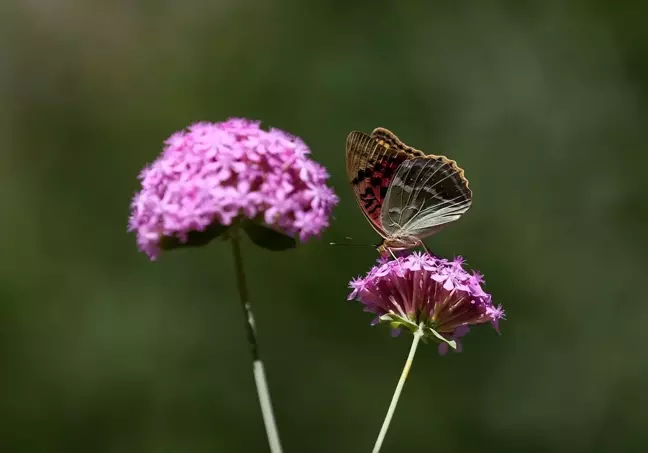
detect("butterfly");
top-left (346, 127), bottom-right (472, 257)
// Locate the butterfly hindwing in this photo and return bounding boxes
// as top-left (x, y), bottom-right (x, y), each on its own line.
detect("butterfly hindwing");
top-left (346, 130), bottom-right (414, 236)
top-left (381, 155), bottom-right (472, 238)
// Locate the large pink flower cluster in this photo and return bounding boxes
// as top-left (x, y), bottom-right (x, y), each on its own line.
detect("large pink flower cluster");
top-left (129, 118), bottom-right (338, 259)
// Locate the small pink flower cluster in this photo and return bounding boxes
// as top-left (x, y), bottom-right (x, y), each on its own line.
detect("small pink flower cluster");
top-left (349, 252), bottom-right (504, 354)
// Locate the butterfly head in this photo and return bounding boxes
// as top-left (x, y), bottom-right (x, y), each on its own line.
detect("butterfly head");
top-left (376, 236), bottom-right (422, 256)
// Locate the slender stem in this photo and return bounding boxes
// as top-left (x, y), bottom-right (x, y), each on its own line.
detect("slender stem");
top-left (229, 226), bottom-right (283, 453)
top-left (372, 327), bottom-right (424, 453)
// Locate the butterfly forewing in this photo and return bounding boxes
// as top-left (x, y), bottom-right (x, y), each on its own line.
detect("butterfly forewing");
top-left (346, 131), bottom-right (413, 236)
top-left (370, 128), bottom-right (426, 158)
top-left (381, 156), bottom-right (472, 238)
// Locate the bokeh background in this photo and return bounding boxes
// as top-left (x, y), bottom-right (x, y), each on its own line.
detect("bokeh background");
top-left (2, 0), bottom-right (648, 452)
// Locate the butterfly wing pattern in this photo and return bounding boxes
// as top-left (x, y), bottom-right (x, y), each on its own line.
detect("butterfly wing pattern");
top-left (346, 127), bottom-right (472, 254)
top-left (345, 129), bottom-right (423, 237)
top-left (381, 156), bottom-right (472, 239)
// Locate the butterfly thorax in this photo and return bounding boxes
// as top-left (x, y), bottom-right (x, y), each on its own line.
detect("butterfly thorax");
top-left (376, 236), bottom-right (422, 256)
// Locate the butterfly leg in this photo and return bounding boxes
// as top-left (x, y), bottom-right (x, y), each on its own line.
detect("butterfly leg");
top-left (421, 241), bottom-right (432, 256)
top-left (387, 248), bottom-right (406, 274)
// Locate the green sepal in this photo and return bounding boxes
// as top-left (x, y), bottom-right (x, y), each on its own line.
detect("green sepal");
top-left (242, 221), bottom-right (297, 251)
top-left (378, 313), bottom-right (457, 350)
top-left (159, 223), bottom-right (230, 251)
top-left (379, 313), bottom-right (419, 334)
top-left (423, 325), bottom-right (457, 350)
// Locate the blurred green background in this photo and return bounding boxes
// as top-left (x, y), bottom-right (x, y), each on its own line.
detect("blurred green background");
top-left (2, 0), bottom-right (648, 452)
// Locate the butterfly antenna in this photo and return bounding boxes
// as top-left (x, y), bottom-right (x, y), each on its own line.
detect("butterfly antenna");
top-left (329, 237), bottom-right (377, 247)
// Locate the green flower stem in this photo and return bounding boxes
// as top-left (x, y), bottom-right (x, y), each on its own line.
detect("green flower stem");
top-left (230, 226), bottom-right (283, 453)
top-left (372, 326), bottom-right (424, 453)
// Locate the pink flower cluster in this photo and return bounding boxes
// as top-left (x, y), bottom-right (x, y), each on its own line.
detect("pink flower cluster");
top-left (129, 118), bottom-right (339, 259)
top-left (348, 252), bottom-right (504, 354)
